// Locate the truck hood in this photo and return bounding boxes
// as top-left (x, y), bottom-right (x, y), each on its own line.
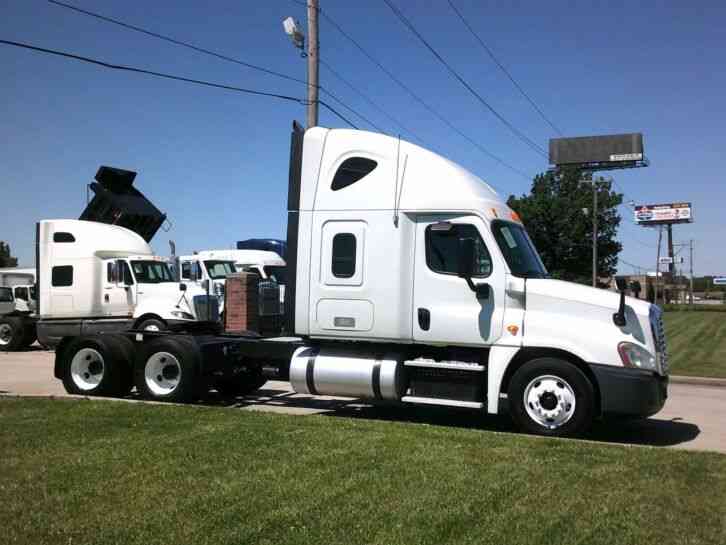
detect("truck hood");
top-left (523, 278), bottom-right (655, 366)
top-left (526, 278), bottom-right (651, 317)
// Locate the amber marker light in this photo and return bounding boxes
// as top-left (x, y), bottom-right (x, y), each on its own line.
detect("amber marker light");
top-left (506, 325), bottom-right (519, 336)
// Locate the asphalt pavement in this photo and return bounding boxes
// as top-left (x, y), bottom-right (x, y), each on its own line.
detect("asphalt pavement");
top-left (1, 347), bottom-right (724, 454)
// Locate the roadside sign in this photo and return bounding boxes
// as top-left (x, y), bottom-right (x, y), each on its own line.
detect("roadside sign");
top-left (714, 277), bottom-right (726, 286)
top-left (658, 257), bottom-right (673, 265)
top-left (634, 202), bottom-right (693, 225)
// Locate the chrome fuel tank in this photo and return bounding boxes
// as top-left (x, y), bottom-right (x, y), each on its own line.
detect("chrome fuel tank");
top-left (289, 346), bottom-right (404, 401)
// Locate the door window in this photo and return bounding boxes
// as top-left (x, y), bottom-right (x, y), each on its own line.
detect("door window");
top-left (51, 266), bottom-right (73, 287)
top-left (425, 224), bottom-right (492, 277)
top-left (14, 287), bottom-right (29, 301)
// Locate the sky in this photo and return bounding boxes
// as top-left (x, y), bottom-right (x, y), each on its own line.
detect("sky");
top-left (1, 0), bottom-right (724, 275)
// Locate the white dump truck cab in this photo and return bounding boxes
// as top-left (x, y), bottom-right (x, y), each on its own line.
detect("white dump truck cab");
top-left (283, 124), bottom-right (668, 436)
top-left (36, 219), bottom-right (217, 346)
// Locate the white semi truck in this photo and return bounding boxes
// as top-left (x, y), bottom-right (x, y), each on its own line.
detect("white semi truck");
top-left (0, 268), bottom-right (37, 313)
top-left (51, 123), bottom-right (668, 437)
top-left (0, 268), bottom-right (39, 349)
top-left (178, 249), bottom-right (287, 315)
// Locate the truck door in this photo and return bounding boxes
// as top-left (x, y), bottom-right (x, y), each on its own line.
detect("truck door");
top-left (413, 214), bottom-right (505, 346)
top-left (103, 260), bottom-right (134, 317)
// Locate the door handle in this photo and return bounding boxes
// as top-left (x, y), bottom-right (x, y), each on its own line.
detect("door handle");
top-left (418, 308), bottom-right (431, 331)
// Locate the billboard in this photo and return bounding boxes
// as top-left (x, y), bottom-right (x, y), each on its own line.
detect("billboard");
top-left (634, 202), bottom-right (693, 225)
top-left (549, 133), bottom-right (643, 167)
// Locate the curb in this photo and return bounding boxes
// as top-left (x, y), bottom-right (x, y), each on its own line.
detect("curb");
top-left (669, 375), bottom-right (726, 388)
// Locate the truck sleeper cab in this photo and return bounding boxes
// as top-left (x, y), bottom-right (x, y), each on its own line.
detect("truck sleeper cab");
top-left (53, 124), bottom-right (668, 438)
top-left (37, 219), bottom-right (217, 347)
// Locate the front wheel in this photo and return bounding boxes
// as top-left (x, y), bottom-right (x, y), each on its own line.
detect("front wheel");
top-left (0, 317), bottom-right (25, 351)
top-left (508, 358), bottom-right (595, 437)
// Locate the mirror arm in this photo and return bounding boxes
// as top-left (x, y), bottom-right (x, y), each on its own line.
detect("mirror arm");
top-left (612, 290), bottom-right (627, 327)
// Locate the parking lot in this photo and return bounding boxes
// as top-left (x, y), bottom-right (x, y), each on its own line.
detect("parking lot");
top-left (2, 347), bottom-right (725, 454)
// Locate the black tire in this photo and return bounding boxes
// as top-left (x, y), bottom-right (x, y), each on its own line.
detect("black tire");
top-left (508, 358), bottom-right (595, 438)
top-left (134, 336), bottom-right (201, 403)
top-left (20, 324), bottom-right (37, 349)
top-left (0, 316), bottom-right (27, 352)
top-left (136, 318), bottom-right (167, 332)
top-left (102, 335), bottom-right (136, 396)
top-left (215, 370), bottom-right (267, 397)
top-left (60, 336), bottom-right (127, 396)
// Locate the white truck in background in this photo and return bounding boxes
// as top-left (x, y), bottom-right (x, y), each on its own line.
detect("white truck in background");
top-left (52, 122), bottom-right (669, 438)
top-left (0, 269), bottom-right (39, 349)
top-left (34, 219), bottom-right (218, 347)
top-left (178, 249), bottom-right (287, 314)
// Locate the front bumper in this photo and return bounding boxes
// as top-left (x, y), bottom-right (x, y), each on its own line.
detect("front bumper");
top-left (589, 363), bottom-right (668, 418)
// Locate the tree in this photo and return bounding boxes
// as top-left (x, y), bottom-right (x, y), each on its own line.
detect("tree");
top-left (0, 241), bottom-right (18, 268)
top-left (507, 169), bottom-right (623, 285)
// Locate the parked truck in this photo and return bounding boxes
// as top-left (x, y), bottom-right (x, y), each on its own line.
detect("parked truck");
top-left (0, 268), bottom-right (39, 349)
top-left (51, 123), bottom-right (668, 437)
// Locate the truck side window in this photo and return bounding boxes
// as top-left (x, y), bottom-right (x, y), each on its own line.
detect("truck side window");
top-left (14, 287), bottom-right (29, 301)
top-left (0, 288), bottom-right (12, 302)
top-left (53, 232), bottom-right (76, 243)
top-left (332, 233), bottom-right (356, 278)
top-left (51, 266), bottom-right (73, 287)
top-left (331, 157), bottom-right (377, 191)
top-left (181, 262), bottom-right (191, 280)
top-left (426, 224), bottom-right (492, 277)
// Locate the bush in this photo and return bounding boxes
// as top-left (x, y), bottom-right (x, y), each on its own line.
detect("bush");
top-left (662, 304), bottom-right (726, 312)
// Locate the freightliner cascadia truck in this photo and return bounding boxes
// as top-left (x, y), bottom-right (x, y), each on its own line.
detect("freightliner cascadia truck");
top-left (51, 123), bottom-right (668, 437)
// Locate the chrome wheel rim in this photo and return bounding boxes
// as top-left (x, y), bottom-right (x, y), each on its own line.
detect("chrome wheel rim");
top-left (523, 374), bottom-right (576, 430)
top-left (0, 324), bottom-right (12, 346)
top-left (145, 352), bottom-right (181, 396)
top-left (70, 348), bottom-right (105, 391)
top-left (144, 324), bottom-right (161, 332)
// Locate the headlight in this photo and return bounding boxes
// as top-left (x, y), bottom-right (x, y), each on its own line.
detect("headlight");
top-left (618, 342), bottom-right (657, 371)
top-left (171, 310), bottom-right (195, 320)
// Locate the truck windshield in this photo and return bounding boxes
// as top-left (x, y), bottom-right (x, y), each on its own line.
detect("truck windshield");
top-left (130, 261), bottom-right (175, 284)
top-left (264, 265), bottom-right (287, 285)
top-left (491, 221), bottom-right (548, 279)
top-left (204, 261), bottom-right (236, 279)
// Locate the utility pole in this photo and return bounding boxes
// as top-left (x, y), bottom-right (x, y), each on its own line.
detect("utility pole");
top-left (306, 0), bottom-right (319, 127)
top-left (654, 225), bottom-right (662, 304)
top-left (689, 239), bottom-right (694, 305)
top-left (592, 182), bottom-right (598, 287)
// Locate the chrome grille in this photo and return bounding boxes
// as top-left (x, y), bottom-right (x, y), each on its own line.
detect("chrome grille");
top-left (649, 306), bottom-right (669, 375)
top-left (258, 280), bottom-right (282, 317)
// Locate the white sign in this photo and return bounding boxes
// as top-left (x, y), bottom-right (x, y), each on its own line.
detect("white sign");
top-left (658, 257), bottom-right (673, 265)
top-left (610, 153), bottom-right (643, 162)
top-left (714, 277), bottom-right (726, 286)
top-left (634, 202), bottom-right (693, 225)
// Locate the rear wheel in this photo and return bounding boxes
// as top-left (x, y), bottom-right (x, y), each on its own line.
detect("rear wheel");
top-left (135, 336), bottom-right (201, 403)
top-left (508, 358), bottom-right (595, 437)
top-left (0, 317), bottom-right (27, 352)
top-left (60, 336), bottom-right (127, 396)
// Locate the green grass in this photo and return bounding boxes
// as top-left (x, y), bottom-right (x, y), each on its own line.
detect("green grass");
top-left (663, 311), bottom-right (726, 378)
top-left (1, 398), bottom-right (725, 545)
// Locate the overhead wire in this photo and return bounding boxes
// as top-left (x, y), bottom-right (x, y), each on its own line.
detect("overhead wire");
top-left (382, 0), bottom-right (548, 158)
top-left (312, 3), bottom-right (532, 180)
top-left (446, 0), bottom-right (563, 136)
top-left (46, 0), bottom-right (373, 130)
top-left (0, 39), bottom-right (359, 128)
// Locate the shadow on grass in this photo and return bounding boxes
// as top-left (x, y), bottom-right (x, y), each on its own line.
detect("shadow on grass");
top-left (197, 384), bottom-right (700, 449)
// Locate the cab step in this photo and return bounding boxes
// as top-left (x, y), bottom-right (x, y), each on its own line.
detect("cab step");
top-left (400, 396), bottom-right (484, 409)
top-left (404, 358), bottom-right (485, 372)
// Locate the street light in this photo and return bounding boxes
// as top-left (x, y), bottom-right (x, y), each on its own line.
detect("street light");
top-left (282, 17), bottom-right (305, 51)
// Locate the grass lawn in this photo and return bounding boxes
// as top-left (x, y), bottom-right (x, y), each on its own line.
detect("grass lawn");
top-left (663, 311), bottom-right (726, 378)
top-left (1, 398), bottom-right (725, 545)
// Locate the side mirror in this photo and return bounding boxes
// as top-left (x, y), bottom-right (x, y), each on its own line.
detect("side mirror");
top-left (615, 277), bottom-right (627, 291)
top-left (179, 283), bottom-right (187, 292)
top-left (457, 238), bottom-right (476, 278)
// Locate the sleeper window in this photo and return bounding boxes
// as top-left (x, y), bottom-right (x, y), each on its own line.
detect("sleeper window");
top-left (51, 266), bottom-right (73, 287)
top-left (53, 232), bottom-right (75, 243)
top-left (332, 233), bottom-right (356, 278)
top-left (331, 157), bottom-right (377, 191)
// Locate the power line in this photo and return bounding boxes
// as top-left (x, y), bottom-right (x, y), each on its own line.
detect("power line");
top-left (319, 58), bottom-right (422, 142)
top-left (47, 0), bottom-right (368, 129)
top-left (0, 39), bottom-right (358, 128)
top-left (446, 0), bottom-right (563, 136)
top-left (314, 4), bottom-right (532, 180)
top-left (382, 0), bottom-right (548, 158)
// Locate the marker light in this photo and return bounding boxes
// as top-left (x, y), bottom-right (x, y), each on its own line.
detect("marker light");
top-left (510, 211), bottom-right (522, 222)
